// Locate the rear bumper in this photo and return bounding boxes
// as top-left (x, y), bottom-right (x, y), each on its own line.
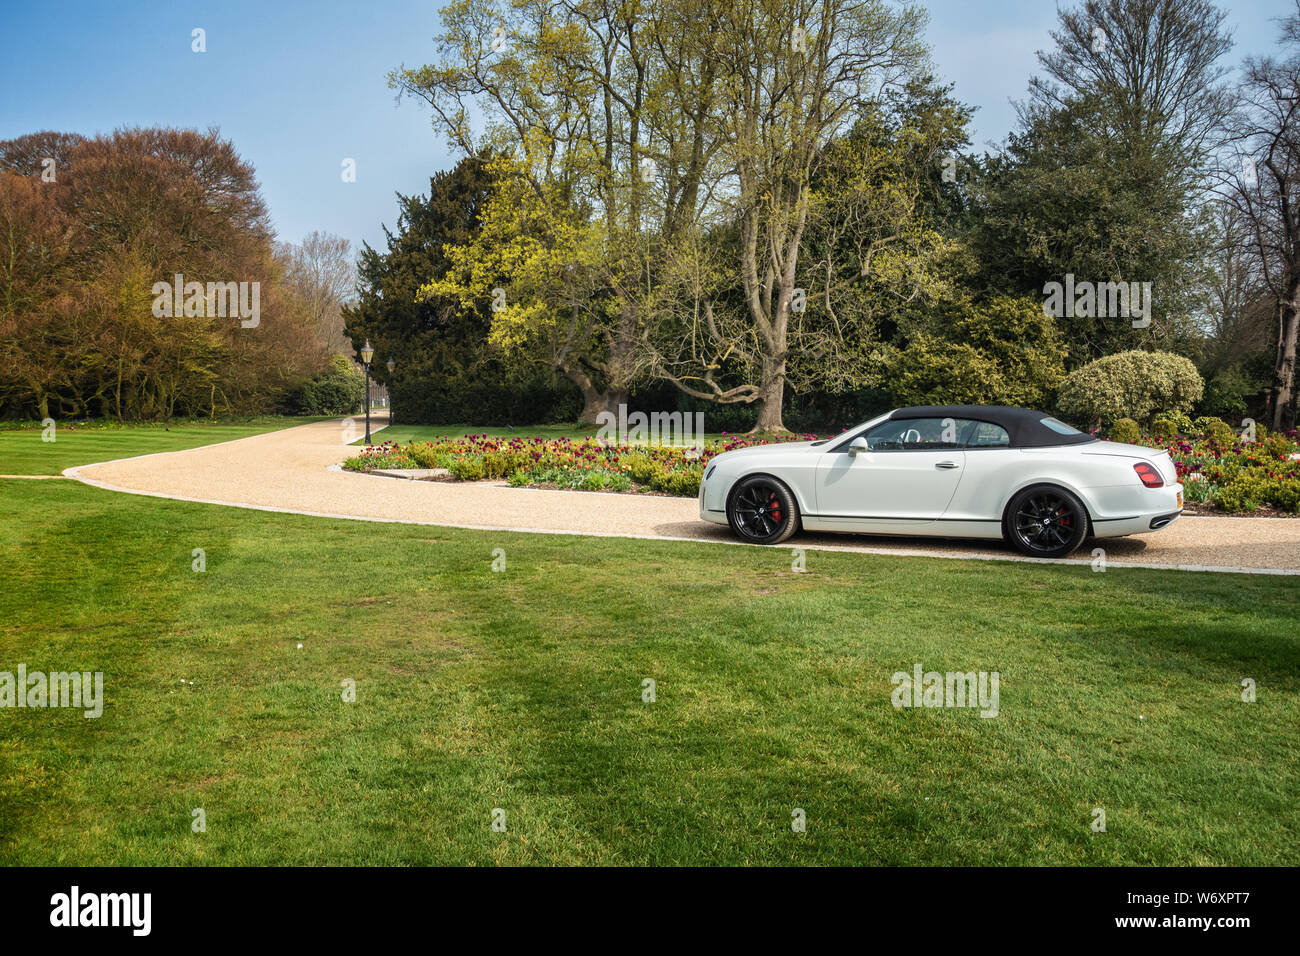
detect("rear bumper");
top-left (1092, 509), bottom-right (1183, 537)
top-left (1148, 511), bottom-right (1182, 530)
top-left (1086, 482), bottom-right (1184, 537)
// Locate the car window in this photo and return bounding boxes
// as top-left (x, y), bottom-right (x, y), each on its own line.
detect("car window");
top-left (862, 417), bottom-right (962, 451)
top-left (856, 417), bottom-right (1011, 451)
top-left (964, 421), bottom-right (1010, 447)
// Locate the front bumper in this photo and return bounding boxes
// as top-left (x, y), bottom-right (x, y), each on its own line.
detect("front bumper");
top-left (699, 481), bottom-right (728, 524)
top-left (698, 466), bottom-right (733, 524)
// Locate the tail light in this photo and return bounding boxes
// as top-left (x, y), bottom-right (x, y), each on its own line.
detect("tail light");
top-left (1133, 462), bottom-right (1164, 488)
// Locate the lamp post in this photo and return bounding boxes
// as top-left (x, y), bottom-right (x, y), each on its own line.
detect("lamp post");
top-left (386, 357), bottom-right (395, 425)
top-left (360, 340), bottom-right (374, 444)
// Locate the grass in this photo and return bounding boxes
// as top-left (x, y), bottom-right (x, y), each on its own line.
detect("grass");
top-left (0, 417), bottom-right (326, 476)
top-left (1, 475), bottom-right (1296, 865)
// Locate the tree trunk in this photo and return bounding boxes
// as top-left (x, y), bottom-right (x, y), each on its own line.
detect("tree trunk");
top-left (750, 361), bottom-right (787, 433)
top-left (749, 278), bottom-right (792, 433)
top-left (578, 387), bottom-right (629, 425)
top-left (1272, 295), bottom-right (1299, 431)
top-left (561, 363), bottom-right (628, 425)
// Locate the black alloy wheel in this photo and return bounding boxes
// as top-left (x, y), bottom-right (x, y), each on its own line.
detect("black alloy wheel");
top-left (727, 475), bottom-right (800, 545)
top-left (1003, 485), bottom-right (1089, 558)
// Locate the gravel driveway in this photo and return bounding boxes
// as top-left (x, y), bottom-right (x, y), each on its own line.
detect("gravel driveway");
top-left (65, 415), bottom-right (1300, 574)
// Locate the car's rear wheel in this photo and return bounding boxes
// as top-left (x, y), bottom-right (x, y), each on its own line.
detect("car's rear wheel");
top-left (1003, 485), bottom-right (1089, 558)
top-left (727, 475), bottom-right (800, 545)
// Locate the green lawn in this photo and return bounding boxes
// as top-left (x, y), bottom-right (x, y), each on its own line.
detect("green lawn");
top-left (1, 476), bottom-right (1296, 865)
top-left (0, 417), bottom-right (326, 476)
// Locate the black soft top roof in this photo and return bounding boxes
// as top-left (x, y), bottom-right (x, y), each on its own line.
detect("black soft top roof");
top-left (889, 405), bottom-right (1096, 449)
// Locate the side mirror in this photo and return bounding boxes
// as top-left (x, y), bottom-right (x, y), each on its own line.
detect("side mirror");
top-left (848, 437), bottom-right (869, 457)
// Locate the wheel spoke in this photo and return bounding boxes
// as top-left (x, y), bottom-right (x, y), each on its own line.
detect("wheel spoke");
top-left (731, 482), bottom-right (790, 540)
top-left (1012, 492), bottom-right (1078, 552)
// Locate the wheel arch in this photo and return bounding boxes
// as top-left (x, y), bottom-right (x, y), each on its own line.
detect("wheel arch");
top-left (728, 469), bottom-right (811, 519)
top-left (999, 479), bottom-right (1096, 535)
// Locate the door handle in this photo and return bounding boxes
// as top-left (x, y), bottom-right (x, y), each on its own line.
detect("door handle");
top-left (936, 461), bottom-right (960, 469)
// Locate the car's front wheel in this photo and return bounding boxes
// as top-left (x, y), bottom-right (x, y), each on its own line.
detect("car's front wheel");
top-left (727, 475), bottom-right (800, 545)
top-left (1003, 485), bottom-right (1089, 558)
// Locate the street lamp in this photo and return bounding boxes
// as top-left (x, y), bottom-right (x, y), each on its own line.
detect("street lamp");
top-left (360, 340), bottom-right (374, 444)
top-left (386, 358), bottom-right (395, 425)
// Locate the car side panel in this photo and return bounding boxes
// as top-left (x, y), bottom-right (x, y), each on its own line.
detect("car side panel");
top-left (813, 449), bottom-right (967, 520)
top-left (941, 448), bottom-right (1029, 522)
top-left (700, 449), bottom-right (821, 520)
top-left (948, 446), bottom-right (1182, 525)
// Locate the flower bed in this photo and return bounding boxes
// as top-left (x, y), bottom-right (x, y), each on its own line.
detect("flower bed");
top-left (341, 432), bottom-right (822, 497)
top-left (342, 441), bottom-right (419, 471)
top-left (1123, 421), bottom-right (1300, 515)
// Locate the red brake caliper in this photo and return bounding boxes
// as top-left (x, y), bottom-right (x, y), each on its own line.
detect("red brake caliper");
top-left (769, 492), bottom-right (782, 523)
top-left (1057, 507), bottom-right (1070, 528)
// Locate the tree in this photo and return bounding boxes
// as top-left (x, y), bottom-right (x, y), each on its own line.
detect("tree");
top-left (882, 294), bottom-right (1067, 408)
top-left (419, 155), bottom-right (636, 422)
top-left (675, 0), bottom-right (928, 430)
top-left (392, 0), bottom-right (724, 421)
top-left (0, 131), bottom-right (85, 178)
top-left (800, 78), bottom-right (975, 384)
top-left (1198, 200), bottom-right (1274, 419)
top-left (1226, 1), bottom-right (1300, 429)
top-left (343, 155), bottom-right (577, 425)
top-left (395, 0), bottom-right (929, 431)
top-left (0, 170), bottom-right (77, 419)
top-left (648, 75), bottom-right (975, 426)
top-left (1029, 0), bottom-right (1233, 172)
top-left (0, 127), bottom-right (328, 420)
top-left (277, 231), bottom-right (356, 355)
top-left (975, 0), bottom-right (1233, 363)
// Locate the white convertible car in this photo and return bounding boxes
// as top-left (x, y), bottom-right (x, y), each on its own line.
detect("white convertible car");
top-left (699, 405), bottom-right (1184, 558)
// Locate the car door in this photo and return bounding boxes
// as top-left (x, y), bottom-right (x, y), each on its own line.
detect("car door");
top-left (940, 419), bottom-right (1017, 522)
top-left (814, 417), bottom-right (967, 522)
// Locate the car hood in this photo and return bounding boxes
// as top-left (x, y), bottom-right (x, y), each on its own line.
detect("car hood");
top-left (711, 440), bottom-right (819, 464)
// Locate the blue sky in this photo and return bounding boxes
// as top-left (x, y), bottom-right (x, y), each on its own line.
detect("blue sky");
top-left (1, 0), bottom-right (1293, 253)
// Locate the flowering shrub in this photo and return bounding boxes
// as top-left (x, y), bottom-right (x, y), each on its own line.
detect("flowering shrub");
top-left (507, 466), bottom-right (634, 492)
top-left (1109, 417), bottom-right (1140, 445)
top-left (341, 431), bottom-right (824, 496)
top-left (1151, 409), bottom-right (1195, 442)
top-left (1057, 350), bottom-right (1203, 425)
top-left (341, 441), bottom-right (416, 471)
